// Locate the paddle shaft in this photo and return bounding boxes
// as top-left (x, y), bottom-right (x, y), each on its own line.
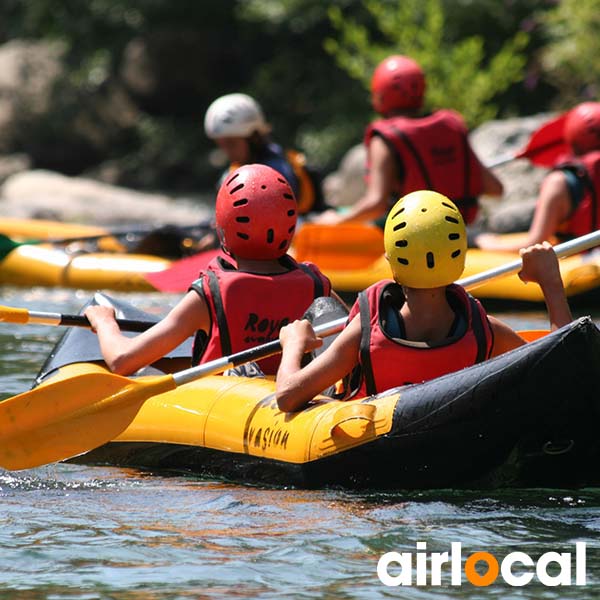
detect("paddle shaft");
top-left (172, 316), bottom-right (348, 385)
top-left (458, 229), bottom-right (600, 290)
top-left (0, 306), bottom-right (153, 332)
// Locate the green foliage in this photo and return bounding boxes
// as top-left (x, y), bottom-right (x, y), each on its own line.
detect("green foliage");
top-left (539, 0), bottom-right (600, 105)
top-left (325, 0), bottom-right (530, 126)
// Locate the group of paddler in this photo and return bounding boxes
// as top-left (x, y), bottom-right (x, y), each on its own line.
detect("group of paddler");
top-left (1, 54), bottom-right (598, 472)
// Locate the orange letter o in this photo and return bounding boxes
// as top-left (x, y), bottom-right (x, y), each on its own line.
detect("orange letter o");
top-left (465, 552), bottom-right (499, 587)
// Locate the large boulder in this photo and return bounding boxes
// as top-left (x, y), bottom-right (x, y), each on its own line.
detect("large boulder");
top-left (0, 170), bottom-right (209, 226)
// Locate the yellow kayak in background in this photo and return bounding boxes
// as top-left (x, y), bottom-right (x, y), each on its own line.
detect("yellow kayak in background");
top-left (0, 244), bottom-right (169, 291)
top-left (293, 224), bottom-right (600, 303)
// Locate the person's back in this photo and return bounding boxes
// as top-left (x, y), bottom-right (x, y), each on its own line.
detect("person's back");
top-left (84, 164), bottom-right (335, 377)
top-left (276, 190), bottom-right (572, 412)
top-left (476, 102), bottom-right (600, 252)
top-left (315, 55), bottom-right (502, 227)
top-left (188, 164), bottom-right (331, 374)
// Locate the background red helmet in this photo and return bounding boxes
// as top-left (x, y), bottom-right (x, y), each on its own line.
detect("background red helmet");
top-left (216, 164), bottom-right (297, 260)
top-left (564, 102), bottom-right (600, 155)
top-left (371, 55), bottom-right (426, 115)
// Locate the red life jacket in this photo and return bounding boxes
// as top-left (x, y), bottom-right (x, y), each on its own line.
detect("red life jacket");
top-left (348, 281), bottom-right (493, 396)
top-left (190, 255), bottom-right (331, 375)
top-left (556, 151), bottom-right (600, 237)
top-left (365, 109), bottom-right (484, 223)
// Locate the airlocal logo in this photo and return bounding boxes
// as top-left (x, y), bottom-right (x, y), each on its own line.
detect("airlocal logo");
top-left (377, 542), bottom-right (586, 587)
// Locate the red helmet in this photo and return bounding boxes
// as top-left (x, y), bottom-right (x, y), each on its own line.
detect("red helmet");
top-left (564, 102), bottom-right (600, 155)
top-left (216, 164), bottom-right (297, 260)
top-left (371, 55), bottom-right (425, 115)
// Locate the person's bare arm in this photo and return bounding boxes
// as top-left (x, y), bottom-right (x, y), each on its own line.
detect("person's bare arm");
top-left (85, 291), bottom-right (209, 375)
top-left (276, 317), bottom-right (361, 412)
top-left (315, 136), bottom-right (397, 225)
top-left (479, 162), bottom-right (504, 197)
top-left (518, 242), bottom-right (572, 330)
top-left (476, 171), bottom-right (572, 252)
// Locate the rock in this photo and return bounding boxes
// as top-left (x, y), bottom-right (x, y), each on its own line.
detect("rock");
top-left (322, 144), bottom-right (366, 207)
top-left (0, 153), bottom-right (31, 185)
top-left (0, 170), bottom-right (209, 225)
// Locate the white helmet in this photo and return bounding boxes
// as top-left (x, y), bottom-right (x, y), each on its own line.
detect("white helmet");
top-left (204, 93), bottom-right (271, 139)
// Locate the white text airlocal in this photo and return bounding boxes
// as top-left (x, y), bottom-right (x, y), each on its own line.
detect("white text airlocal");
top-left (377, 542), bottom-right (586, 587)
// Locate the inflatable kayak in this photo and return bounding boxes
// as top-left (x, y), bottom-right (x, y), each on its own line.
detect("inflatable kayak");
top-left (292, 225), bottom-right (600, 303)
top-left (31, 294), bottom-right (600, 489)
top-left (0, 244), bottom-right (169, 291)
top-left (145, 224), bottom-right (600, 304)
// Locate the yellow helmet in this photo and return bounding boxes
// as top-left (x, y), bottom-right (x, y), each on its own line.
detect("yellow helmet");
top-left (384, 190), bottom-right (466, 288)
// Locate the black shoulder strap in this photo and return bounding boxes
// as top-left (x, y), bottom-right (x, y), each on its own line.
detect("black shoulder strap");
top-left (468, 294), bottom-right (490, 363)
top-left (388, 123), bottom-right (433, 188)
top-left (358, 291), bottom-right (377, 396)
top-left (189, 276), bottom-right (208, 366)
top-left (460, 131), bottom-right (472, 198)
top-left (205, 269), bottom-right (232, 356)
top-left (297, 263), bottom-right (325, 298)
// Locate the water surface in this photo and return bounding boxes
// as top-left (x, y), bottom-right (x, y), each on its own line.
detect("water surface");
top-left (1, 287), bottom-right (599, 599)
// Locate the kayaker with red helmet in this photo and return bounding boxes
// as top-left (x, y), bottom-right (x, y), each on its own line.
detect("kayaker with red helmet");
top-left (476, 101), bottom-right (600, 252)
top-left (276, 190), bottom-right (572, 412)
top-left (85, 164), bottom-right (339, 377)
top-left (315, 55), bottom-right (503, 227)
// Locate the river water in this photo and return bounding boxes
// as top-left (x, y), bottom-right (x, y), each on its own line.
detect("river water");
top-left (1, 287), bottom-right (599, 599)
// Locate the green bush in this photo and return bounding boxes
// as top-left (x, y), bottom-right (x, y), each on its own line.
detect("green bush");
top-left (325, 0), bottom-right (529, 127)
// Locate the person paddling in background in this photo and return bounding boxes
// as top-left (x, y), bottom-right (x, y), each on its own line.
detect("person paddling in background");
top-left (315, 55), bottom-right (503, 227)
top-left (476, 102), bottom-right (600, 252)
top-left (85, 164), bottom-right (340, 377)
top-left (276, 190), bottom-right (572, 412)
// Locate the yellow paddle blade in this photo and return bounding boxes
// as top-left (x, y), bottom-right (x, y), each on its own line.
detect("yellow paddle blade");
top-left (0, 305), bottom-right (29, 324)
top-left (0, 371), bottom-right (176, 471)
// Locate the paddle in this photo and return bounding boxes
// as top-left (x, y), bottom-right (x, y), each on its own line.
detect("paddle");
top-left (0, 305), bottom-right (153, 332)
top-left (456, 229), bottom-right (600, 290)
top-left (0, 316), bottom-right (348, 471)
top-left (2, 228), bottom-right (600, 472)
top-left (486, 112), bottom-right (569, 169)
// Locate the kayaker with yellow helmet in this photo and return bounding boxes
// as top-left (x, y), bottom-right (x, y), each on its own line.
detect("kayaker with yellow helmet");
top-left (276, 190), bottom-right (572, 412)
top-left (85, 164), bottom-right (338, 377)
top-left (315, 55), bottom-right (503, 227)
top-left (477, 101), bottom-right (600, 252)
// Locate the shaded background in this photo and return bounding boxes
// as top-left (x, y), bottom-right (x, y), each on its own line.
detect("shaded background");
top-left (0, 0), bottom-right (598, 194)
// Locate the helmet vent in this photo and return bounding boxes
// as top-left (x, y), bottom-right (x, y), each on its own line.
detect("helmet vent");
top-left (442, 202), bottom-right (456, 210)
top-left (445, 216), bottom-right (459, 224)
top-left (397, 258), bottom-right (409, 265)
top-left (287, 209), bottom-right (296, 217)
top-left (236, 232), bottom-right (249, 240)
top-left (233, 199), bottom-right (248, 207)
top-left (391, 207), bottom-right (405, 219)
top-left (267, 229), bottom-right (274, 243)
top-left (236, 216), bottom-right (250, 223)
top-left (451, 250), bottom-right (461, 258)
top-left (284, 193), bottom-right (294, 200)
top-left (448, 233), bottom-right (460, 240)
top-left (426, 252), bottom-right (435, 269)
top-left (393, 222), bottom-right (407, 231)
top-left (278, 240), bottom-right (288, 250)
top-left (230, 183), bottom-right (244, 194)
top-left (395, 240), bottom-right (408, 248)
top-left (225, 172), bottom-right (240, 185)
top-left (288, 226), bottom-right (295, 233)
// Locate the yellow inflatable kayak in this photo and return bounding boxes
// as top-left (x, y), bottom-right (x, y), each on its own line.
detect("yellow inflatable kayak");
top-left (29, 294), bottom-right (600, 489)
top-left (293, 224), bottom-right (600, 303)
top-left (0, 244), bottom-right (169, 291)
